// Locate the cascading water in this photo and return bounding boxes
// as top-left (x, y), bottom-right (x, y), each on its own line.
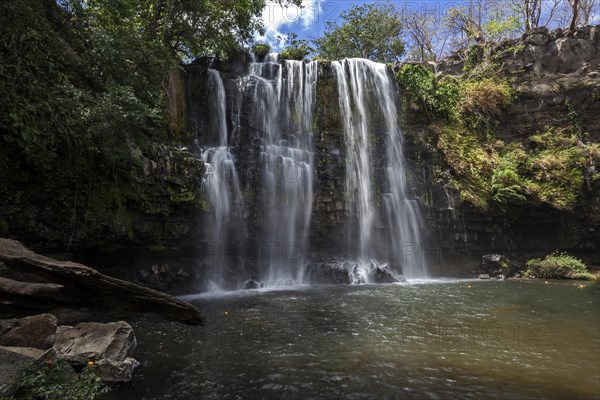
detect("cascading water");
top-left (200, 69), bottom-right (244, 291)
top-left (243, 54), bottom-right (317, 285)
top-left (332, 59), bottom-right (428, 279)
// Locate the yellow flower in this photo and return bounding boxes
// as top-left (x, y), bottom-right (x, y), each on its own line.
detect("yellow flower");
top-left (87, 361), bottom-right (94, 367)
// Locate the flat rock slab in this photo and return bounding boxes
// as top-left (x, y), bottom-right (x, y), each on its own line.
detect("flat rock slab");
top-left (54, 321), bottom-right (136, 364)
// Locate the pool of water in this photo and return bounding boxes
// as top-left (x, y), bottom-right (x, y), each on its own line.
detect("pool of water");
top-left (105, 280), bottom-right (600, 399)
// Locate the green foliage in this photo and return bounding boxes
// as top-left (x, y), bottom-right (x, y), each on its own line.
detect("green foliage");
top-left (1, 360), bottom-right (109, 400)
top-left (458, 77), bottom-right (512, 137)
top-left (1, 0), bottom-right (168, 179)
top-left (524, 128), bottom-right (592, 210)
top-left (525, 252), bottom-right (596, 280)
top-left (61, 0), bottom-right (296, 59)
top-left (491, 162), bottom-right (527, 209)
top-left (463, 45), bottom-right (482, 72)
top-left (396, 57), bottom-right (593, 213)
top-left (252, 42), bottom-right (271, 58)
top-left (565, 100), bottom-right (583, 138)
top-left (396, 64), bottom-right (460, 121)
top-left (279, 33), bottom-right (312, 60)
top-left (313, 3), bottom-right (405, 63)
top-left (435, 124), bottom-right (499, 209)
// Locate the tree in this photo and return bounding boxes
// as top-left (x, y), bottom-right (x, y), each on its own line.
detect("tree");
top-left (567, 0), bottom-right (580, 30)
top-left (279, 33), bottom-right (313, 60)
top-left (402, 9), bottom-right (450, 62)
top-left (579, 0), bottom-right (597, 25)
top-left (313, 3), bottom-right (405, 63)
top-left (509, 0), bottom-right (562, 33)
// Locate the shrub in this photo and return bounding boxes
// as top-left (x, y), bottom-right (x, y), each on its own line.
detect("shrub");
top-left (280, 45), bottom-right (311, 61)
top-left (251, 42), bottom-right (270, 58)
top-left (1, 359), bottom-right (109, 400)
top-left (525, 252), bottom-right (596, 280)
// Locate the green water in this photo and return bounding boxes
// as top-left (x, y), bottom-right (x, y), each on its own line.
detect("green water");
top-left (106, 280), bottom-right (599, 399)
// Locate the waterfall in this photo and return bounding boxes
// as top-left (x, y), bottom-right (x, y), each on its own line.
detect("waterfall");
top-left (200, 69), bottom-right (244, 291)
top-left (244, 56), bottom-right (317, 285)
top-left (332, 59), bottom-right (428, 279)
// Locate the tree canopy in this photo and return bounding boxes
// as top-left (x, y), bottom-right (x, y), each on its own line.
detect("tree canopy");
top-left (313, 3), bottom-right (406, 63)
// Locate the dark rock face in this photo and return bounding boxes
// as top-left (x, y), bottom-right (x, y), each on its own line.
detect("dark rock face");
top-left (0, 27), bottom-right (599, 290)
top-left (0, 313), bottom-right (57, 349)
top-left (306, 261), bottom-right (351, 285)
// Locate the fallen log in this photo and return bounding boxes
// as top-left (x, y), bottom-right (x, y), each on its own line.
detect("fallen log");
top-left (0, 277), bottom-right (63, 298)
top-left (0, 239), bottom-right (203, 325)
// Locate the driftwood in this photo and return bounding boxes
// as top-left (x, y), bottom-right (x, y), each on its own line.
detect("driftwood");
top-left (0, 239), bottom-right (203, 325)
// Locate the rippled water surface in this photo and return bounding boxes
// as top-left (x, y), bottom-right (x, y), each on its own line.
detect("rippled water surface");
top-left (106, 280), bottom-right (600, 399)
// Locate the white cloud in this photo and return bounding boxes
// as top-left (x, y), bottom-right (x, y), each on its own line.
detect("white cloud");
top-left (255, 0), bottom-right (323, 49)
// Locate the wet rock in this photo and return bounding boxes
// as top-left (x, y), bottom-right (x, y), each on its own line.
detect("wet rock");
top-left (244, 280), bottom-right (261, 289)
top-left (481, 254), bottom-right (513, 277)
top-left (368, 267), bottom-right (399, 284)
top-left (306, 261), bottom-right (351, 284)
top-left (478, 274), bottom-right (491, 279)
top-left (0, 313), bottom-right (57, 349)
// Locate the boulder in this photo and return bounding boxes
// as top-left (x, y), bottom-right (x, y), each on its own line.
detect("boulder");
top-left (54, 321), bottom-right (136, 364)
top-left (244, 280), bottom-right (261, 289)
top-left (0, 347), bottom-right (35, 392)
top-left (368, 267), bottom-right (399, 284)
top-left (95, 357), bottom-right (140, 383)
top-left (307, 261), bottom-right (351, 284)
top-left (54, 321), bottom-right (139, 383)
top-left (0, 313), bottom-right (57, 349)
top-left (481, 254), bottom-right (514, 277)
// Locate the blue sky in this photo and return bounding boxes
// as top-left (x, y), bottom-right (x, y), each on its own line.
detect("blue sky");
top-left (257, 0), bottom-right (600, 50)
top-left (257, 0), bottom-right (467, 50)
